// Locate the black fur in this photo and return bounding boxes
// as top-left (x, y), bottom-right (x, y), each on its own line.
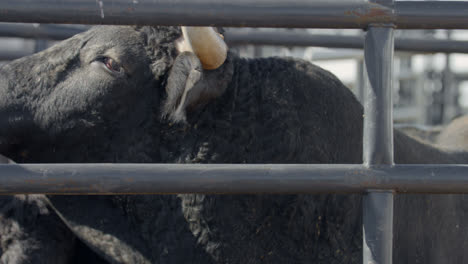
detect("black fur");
top-left (1, 26), bottom-right (468, 264)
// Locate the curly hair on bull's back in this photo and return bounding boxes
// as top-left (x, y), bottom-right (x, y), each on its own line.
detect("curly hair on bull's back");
top-left (1, 26), bottom-right (468, 264)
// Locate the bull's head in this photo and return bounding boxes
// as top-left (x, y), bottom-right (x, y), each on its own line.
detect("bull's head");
top-left (0, 26), bottom-right (233, 162)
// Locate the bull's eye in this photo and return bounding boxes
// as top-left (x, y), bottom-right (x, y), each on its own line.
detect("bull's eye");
top-left (104, 57), bottom-right (121, 72)
top-left (95, 56), bottom-right (125, 76)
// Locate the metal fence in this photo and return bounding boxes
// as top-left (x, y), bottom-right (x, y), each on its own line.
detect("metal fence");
top-left (1, 0), bottom-right (468, 264)
top-left (2, 24), bottom-right (468, 58)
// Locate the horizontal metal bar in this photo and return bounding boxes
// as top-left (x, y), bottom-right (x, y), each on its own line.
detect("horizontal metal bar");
top-left (0, 47), bottom-right (365, 62)
top-left (2, 29), bottom-right (468, 62)
top-left (2, 164), bottom-right (468, 194)
top-left (395, 1), bottom-right (468, 29)
top-left (0, 50), bottom-right (31, 61)
top-left (2, 23), bottom-right (468, 54)
top-left (0, 23), bottom-right (84, 40)
top-left (226, 31), bottom-right (468, 54)
top-left (228, 31), bottom-right (364, 48)
top-left (455, 73), bottom-right (468, 81)
top-left (0, 1), bottom-right (467, 29)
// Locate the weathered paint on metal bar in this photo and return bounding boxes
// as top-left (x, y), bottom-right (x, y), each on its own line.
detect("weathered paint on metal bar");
top-left (0, 1), bottom-right (467, 29)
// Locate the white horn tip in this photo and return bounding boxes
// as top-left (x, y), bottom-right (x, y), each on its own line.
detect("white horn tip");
top-left (182, 27), bottom-right (228, 70)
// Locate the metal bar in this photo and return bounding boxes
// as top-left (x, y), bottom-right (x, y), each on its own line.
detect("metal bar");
top-left (395, 1), bottom-right (468, 29)
top-left (1, 164), bottom-right (468, 194)
top-left (394, 37), bottom-right (468, 54)
top-left (227, 31), bottom-right (364, 49)
top-left (363, 191), bottom-right (394, 264)
top-left (0, 50), bottom-right (31, 61)
top-left (362, 8), bottom-right (395, 262)
top-left (5, 25), bottom-right (468, 54)
top-left (0, 1), bottom-right (467, 29)
top-left (225, 31), bottom-right (468, 54)
top-left (3, 24), bottom-right (468, 54)
top-left (2, 24), bottom-right (468, 63)
top-left (0, 23), bottom-right (84, 40)
top-left (0, 48), bottom-right (365, 62)
top-left (357, 60), bottom-right (365, 103)
top-left (363, 27), bottom-right (395, 166)
top-left (455, 72), bottom-right (468, 81)
top-left (34, 39), bottom-right (48, 53)
top-left (4, 29), bottom-right (468, 62)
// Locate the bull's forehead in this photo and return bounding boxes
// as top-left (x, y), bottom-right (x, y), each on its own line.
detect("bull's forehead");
top-left (87, 26), bottom-right (143, 46)
top-left (81, 26), bottom-right (149, 76)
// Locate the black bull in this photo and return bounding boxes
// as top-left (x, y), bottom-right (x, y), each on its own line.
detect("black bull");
top-left (1, 26), bottom-right (468, 264)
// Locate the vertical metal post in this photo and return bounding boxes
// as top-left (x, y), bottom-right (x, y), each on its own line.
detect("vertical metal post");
top-left (362, 0), bottom-right (395, 262)
top-left (357, 60), bottom-right (365, 103)
top-left (363, 27), bottom-right (394, 166)
top-left (33, 25), bottom-right (48, 53)
top-left (442, 30), bottom-right (459, 123)
top-left (363, 26), bottom-right (395, 264)
top-left (363, 191), bottom-right (394, 263)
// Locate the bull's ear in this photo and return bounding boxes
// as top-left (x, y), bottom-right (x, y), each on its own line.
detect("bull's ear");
top-left (162, 51), bottom-right (232, 123)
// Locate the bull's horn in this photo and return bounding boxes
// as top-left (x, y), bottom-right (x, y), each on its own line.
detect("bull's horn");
top-left (181, 26), bottom-right (228, 70)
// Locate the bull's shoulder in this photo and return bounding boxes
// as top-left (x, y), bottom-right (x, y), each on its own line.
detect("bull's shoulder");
top-left (173, 56), bottom-right (363, 164)
top-left (233, 56), bottom-right (361, 114)
top-left (224, 56), bottom-right (364, 163)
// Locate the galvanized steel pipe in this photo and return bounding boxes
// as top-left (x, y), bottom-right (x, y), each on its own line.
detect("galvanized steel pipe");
top-left (1, 164), bottom-right (468, 194)
top-left (0, 0), bottom-right (467, 29)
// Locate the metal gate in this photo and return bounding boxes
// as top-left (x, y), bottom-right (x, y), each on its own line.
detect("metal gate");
top-left (1, 1), bottom-right (468, 263)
